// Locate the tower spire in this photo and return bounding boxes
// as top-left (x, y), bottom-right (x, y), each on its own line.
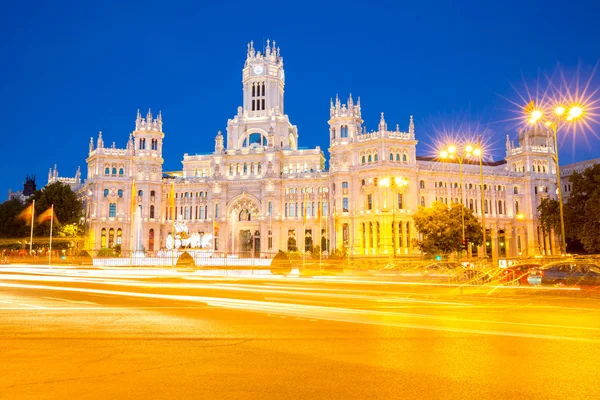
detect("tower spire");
top-left (409, 115), bottom-right (415, 136)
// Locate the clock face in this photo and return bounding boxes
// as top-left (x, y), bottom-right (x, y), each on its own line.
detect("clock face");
top-left (253, 65), bottom-right (264, 75)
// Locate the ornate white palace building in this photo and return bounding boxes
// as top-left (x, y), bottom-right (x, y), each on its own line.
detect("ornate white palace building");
top-left (82, 40), bottom-right (567, 259)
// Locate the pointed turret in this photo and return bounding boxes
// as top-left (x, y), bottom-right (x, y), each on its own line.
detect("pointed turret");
top-left (89, 137), bottom-right (94, 153)
top-left (215, 130), bottom-right (224, 153)
top-left (75, 166), bottom-right (81, 184)
top-left (97, 131), bottom-right (104, 148)
top-left (409, 115), bottom-right (415, 137)
top-left (379, 112), bottom-right (387, 132)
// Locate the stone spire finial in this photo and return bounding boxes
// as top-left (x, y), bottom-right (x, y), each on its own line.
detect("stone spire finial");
top-left (75, 166), bottom-right (81, 183)
top-left (379, 112), bottom-right (387, 132)
top-left (97, 131), bottom-right (104, 148)
top-left (146, 108), bottom-right (152, 123)
top-left (89, 136), bottom-right (94, 153)
top-left (348, 93), bottom-right (354, 108)
top-left (266, 39), bottom-right (271, 56)
top-left (409, 115), bottom-right (415, 135)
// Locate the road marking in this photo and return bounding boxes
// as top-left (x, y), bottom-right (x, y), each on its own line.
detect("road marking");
top-left (18, 303), bottom-right (47, 309)
top-left (0, 300), bottom-right (11, 304)
top-left (44, 296), bottom-right (98, 305)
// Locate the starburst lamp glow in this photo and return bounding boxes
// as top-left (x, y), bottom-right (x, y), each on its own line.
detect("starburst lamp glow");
top-left (569, 106), bottom-right (583, 119)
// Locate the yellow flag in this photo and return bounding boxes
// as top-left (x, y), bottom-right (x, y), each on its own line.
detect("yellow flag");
top-left (303, 200), bottom-right (307, 225)
top-left (17, 203), bottom-right (34, 226)
top-left (38, 207), bottom-right (58, 225)
top-left (131, 180), bottom-right (137, 218)
top-left (170, 181), bottom-right (175, 219)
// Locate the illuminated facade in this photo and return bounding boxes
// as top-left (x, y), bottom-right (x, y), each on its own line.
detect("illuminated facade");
top-left (83, 41), bottom-right (566, 258)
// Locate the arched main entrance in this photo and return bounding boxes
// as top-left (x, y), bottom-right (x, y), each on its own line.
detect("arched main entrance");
top-left (228, 193), bottom-right (261, 257)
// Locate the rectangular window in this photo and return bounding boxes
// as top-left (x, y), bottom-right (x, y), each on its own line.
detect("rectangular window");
top-left (268, 237), bottom-right (273, 249)
top-left (343, 223), bottom-right (349, 245)
top-left (268, 201), bottom-right (273, 216)
top-left (214, 238), bottom-right (219, 251)
top-left (109, 203), bottom-right (116, 218)
top-left (215, 204), bottom-right (219, 218)
top-left (367, 194), bottom-right (373, 210)
top-left (343, 197), bottom-right (349, 212)
top-left (397, 193), bottom-right (403, 209)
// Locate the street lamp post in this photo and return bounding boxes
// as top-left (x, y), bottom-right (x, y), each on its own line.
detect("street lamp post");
top-left (440, 144), bottom-right (482, 258)
top-left (379, 177), bottom-right (408, 256)
top-left (527, 103), bottom-right (583, 255)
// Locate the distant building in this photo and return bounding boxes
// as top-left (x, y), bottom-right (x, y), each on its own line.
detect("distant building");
top-left (7, 175), bottom-right (36, 203)
top-left (47, 165), bottom-right (82, 192)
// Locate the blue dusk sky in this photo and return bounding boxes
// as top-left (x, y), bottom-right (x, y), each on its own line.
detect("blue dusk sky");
top-left (1, 0), bottom-right (599, 196)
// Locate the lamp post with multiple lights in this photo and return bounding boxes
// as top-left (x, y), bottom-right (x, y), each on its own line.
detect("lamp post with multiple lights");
top-left (379, 176), bottom-right (409, 255)
top-left (527, 103), bottom-right (583, 255)
top-left (440, 144), bottom-right (482, 257)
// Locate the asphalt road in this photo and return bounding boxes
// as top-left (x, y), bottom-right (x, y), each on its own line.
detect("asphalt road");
top-left (1, 265), bottom-right (599, 399)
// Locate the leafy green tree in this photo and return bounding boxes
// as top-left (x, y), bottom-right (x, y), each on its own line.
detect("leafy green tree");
top-left (28, 182), bottom-right (83, 237)
top-left (412, 201), bottom-right (483, 256)
top-left (0, 199), bottom-right (28, 238)
top-left (564, 164), bottom-right (600, 253)
top-left (538, 198), bottom-right (561, 237)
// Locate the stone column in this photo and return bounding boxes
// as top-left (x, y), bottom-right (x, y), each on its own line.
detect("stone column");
top-left (379, 213), bottom-right (393, 255)
top-left (401, 221), bottom-right (408, 254)
top-left (491, 225), bottom-right (499, 260)
top-left (365, 221), bottom-right (371, 255)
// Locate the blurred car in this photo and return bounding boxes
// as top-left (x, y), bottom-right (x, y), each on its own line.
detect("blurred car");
top-left (528, 261), bottom-right (600, 286)
top-left (500, 262), bottom-right (542, 285)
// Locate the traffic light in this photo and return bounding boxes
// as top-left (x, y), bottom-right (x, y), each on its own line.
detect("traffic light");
top-left (461, 239), bottom-right (467, 250)
top-left (435, 255), bottom-right (442, 261)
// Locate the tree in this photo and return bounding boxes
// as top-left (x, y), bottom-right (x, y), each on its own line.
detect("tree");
top-left (412, 201), bottom-right (483, 256)
top-left (564, 164), bottom-right (600, 253)
top-left (537, 198), bottom-right (561, 237)
top-left (0, 199), bottom-right (28, 238)
top-left (27, 182), bottom-right (83, 237)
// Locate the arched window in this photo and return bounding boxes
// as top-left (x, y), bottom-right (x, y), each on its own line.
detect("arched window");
top-left (515, 201), bottom-right (520, 213)
top-left (420, 196), bottom-right (425, 207)
top-left (118, 168), bottom-right (124, 176)
top-left (342, 181), bottom-right (349, 189)
top-left (148, 229), bottom-right (155, 251)
top-left (112, 167), bottom-right (117, 175)
top-left (243, 163), bottom-right (248, 174)
top-left (402, 154), bottom-right (407, 162)
top-left (368, 155), bottom-right (372, 163)
top-left (374, 153), bottom-right (378, 162)
top-left (138, 190), bottom-right (143, 197)
top-left (247, 133), bottom-right (265, 146)
top-left (150, 190), bottom-right (155, 199)
top-left (361, 179), bottom-right (366, 186)
top-left (419, 180), bottom-right (425, 189)
top-left (150, 205), bottom-right (155, 219)
top-left (101, 228), bottom-right (106, 248)
top-left (108, 228), bottom-right (114, 247)
top-left (258, 163), bottom-right (262, 174)
top-left (268, 201), bottom-right (273, 216)
top-left (118, 189), bottom-right (123, 198)
top-left (104, 189), bottom-right (109, 197)
top-left (117, 228), bottom-right (122, 245)
top-left (390, 153), bottom-right (394, 161)
top-left (514, 186), bottom-right (519, 194)
top-left (331, 128), bottom-right (336, 139)
top-left (229, 164), bottom-right (233, 175)
top-left (362, 156), bottom-right (366, 164)
top-left (104, 167), bottom-right (110, 175)
top-left (341, 125), bottom-right (348, 138)
top-left (109, 203), bottom-right (116, 218)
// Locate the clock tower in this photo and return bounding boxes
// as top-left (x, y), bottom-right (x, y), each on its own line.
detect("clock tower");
top-left (242, 40), bottom-right (285, 117)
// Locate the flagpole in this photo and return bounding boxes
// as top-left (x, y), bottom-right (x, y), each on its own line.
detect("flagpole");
top-left (171, 181), bottom-right (175, 266)
top-left (319, 201), bottom-right (322, 270)
top-left (29, 200), bottom-right (35, 255)
top-left (48, 204), bottom-right (53, 265)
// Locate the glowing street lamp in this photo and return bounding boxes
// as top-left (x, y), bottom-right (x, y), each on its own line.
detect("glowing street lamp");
top-left (439, 144), bottom-right (482, 256)
top-left (527, 102), bottom-right (585, 255)
top-left (380, 176), bottom-right (409, 255)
